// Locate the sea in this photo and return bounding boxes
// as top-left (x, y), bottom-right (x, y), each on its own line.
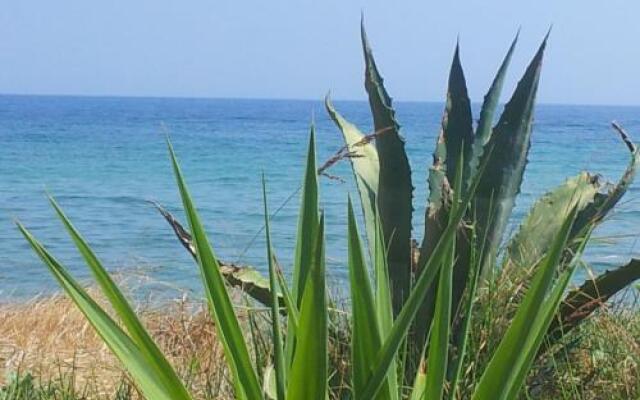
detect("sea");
top-left (1, 95), bottom-right (639, 300)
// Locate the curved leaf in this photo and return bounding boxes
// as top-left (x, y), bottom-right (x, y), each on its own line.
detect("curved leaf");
top-left (506, 172), bottom-right (601, 269)
top-left (348, 198), bottom-right (397, 400)
top-left (17, 224), bottom-right (184, 400)
top-left (169, 141), bottom-right (262, 400)
top-left (414, 43), bottom-right (472, 367)
top-left (262, 175), bottom-right (286, 400)
top-left (465, 33), bottom-right (518, 190)
top-left (49, 197), bottom-right (191, 400)
top-left (359, 149), bottom-right (490, 399)
top-left (472, 206), bottom-right (579, 400)
top-left (152, 201), bottom-right (281, 308)
top-left (548, 258), bottom-right (640, 342)
top-left (475, 33), bottom-right (549, 278)
top-left (286, 215), bottom-right (328, 400)
top-left (571, 122), bottom-right (640, 236)
top-left (325, 95), bottom-right (380, 254)
top-left (285, 125), bottom-right (320, 370)
top-left (362, 21), bottom-right (413, 313)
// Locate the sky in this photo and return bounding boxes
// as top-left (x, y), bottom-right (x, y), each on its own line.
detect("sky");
top-left (1, 1), bottom-right (639, 105)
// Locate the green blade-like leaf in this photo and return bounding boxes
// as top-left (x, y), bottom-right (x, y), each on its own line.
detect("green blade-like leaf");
top-left (359, 146), bottom-right (491, 399)
top-left (373, 210), bottom-right (400, 400)
top-left (447, 225), bottom-right (480, 400)
top-left (262, 175), bottom-right (286, 400)
top-left (504, 231), bottom-right (592, 400)
top-left (362, 21), bottom-right (413, 313)
top-left (168, 141), bottom-right (261, 400)
top-left (408, 351), bottom-right (427, 400)
top-left (48, 197), bottom-right (191, 400)
top-left (292, 125), bottom-right (320, 303)
top-left (17, 224), bottom-right (182, 400)
top-left (425, 147), bottom-right (469, 399)
top-left (423, 231), bottom-right (455, 400)
top-left (286, 215), bottom-right (328, 400)
top-left (475, 33), bottom-right (549, 278)
top-left (275, 256), bottom-right (299, 333)
top-left (348, 198), bottom-right (397, 400)
top-left (286, 124), bottom-right (320, 369)
top-left (424, 150), bottom-right (465, 400)
top-left (374, 212), bottom-right (394, 339)
top-left (325, 94), bottom-right (379, 254)
top-left (349, 196), bottom-right (380, 395)
top-left (472, 205), bottom-right (578, 400)
top-left (504, 268), bottom-right (574, 400)
top-left (465, 33), bottom-right (518, 190)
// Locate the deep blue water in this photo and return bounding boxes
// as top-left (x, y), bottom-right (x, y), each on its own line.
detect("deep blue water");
top-left (1, 95), bottom-right (640, 299)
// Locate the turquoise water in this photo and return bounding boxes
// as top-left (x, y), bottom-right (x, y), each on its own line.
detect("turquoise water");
top-left (1, 95), bottom-right (640, 299)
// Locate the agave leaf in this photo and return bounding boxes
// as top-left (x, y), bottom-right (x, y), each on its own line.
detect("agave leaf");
top-left (505, 172), bottom-right (601, 269)
top-left (571, 122), bottom-right (640, 237)
top-left (507, 124), bottom-right (640, 344)
top-left (419, 42), bottom-right (473, 266)
top-left (361, 21), bottom-right (413, 313)
top-left (17, 224), bottom-right (185, 400)
top-left (465, 34), bottom-right (518, 190)
top-left (168, 141), bottom-right (261, 400)
top-left (548, 258), bottom-right (640, 342)
top-left (152, 201), bottom-right (282, 308)
top-left (475, 33), bottom-right (549, 279)
top-left (442, 43), bottom-right (474, 185)
top-left (508, 123), bottom-right (639, 273)
top-left (415, 42), bottom-right (473, 360)
top-left (472, 206), bottom-right (579, 400)
top-left (48, 197), bottom-right (191, 400)
top-left (262, 175), bottom-right (286, 400)
top-left (286, 215), bottom-right (328, 400)
top-left (325, 94), bottom-right (380, 254)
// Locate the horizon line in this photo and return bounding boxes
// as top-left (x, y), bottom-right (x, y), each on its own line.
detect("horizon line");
top-left (1, 91), bottom-right (639, 109)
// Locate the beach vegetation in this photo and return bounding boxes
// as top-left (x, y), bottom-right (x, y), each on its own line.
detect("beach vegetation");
top-left (11, 23), bottom-right (640, 400)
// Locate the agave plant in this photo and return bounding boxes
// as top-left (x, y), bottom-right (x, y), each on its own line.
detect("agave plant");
top-left (156, 23), bottom-right (640, 381)
top-left (19, 122), bottom-right (594, 399)
top-left (324, 23), bottom-right (640, 377)
top-left (17, 25), bottom-right (640, 400)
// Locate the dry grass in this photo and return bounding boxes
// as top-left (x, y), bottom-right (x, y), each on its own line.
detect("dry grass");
top-left (462, 264), bottom-right (640, 400)
top-left (0, 290), bottom-right (233, 399)
top-left (2, 277), bottom-right (640, 399)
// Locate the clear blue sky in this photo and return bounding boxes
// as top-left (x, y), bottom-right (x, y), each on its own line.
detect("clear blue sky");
top-left (2, 1), bottom-right (639, 105)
